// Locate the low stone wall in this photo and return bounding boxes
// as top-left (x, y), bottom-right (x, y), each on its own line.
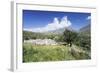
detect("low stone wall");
top-left (24, 39), bottom-right (58, 45)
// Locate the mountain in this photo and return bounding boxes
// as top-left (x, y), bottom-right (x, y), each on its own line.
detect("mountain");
top-left (79, 24), bottom-right (91, 33)
top-left (45, 26), bottom-right (76, 34)
top-left (79, 24), bottom-right (91, 36)
top-left (47, 27), bottom-right (66, 34)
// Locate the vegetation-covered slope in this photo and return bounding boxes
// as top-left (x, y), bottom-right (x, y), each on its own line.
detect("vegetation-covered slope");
top-left (23, 24), bottom-right (91, 62)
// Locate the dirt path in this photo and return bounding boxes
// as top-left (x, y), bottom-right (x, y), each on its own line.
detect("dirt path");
top-left (69, 45), bottom-right (90, 57)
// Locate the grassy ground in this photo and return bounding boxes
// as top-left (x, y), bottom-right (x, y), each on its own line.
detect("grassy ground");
top-left (23, 43), bottom-right (90, 62)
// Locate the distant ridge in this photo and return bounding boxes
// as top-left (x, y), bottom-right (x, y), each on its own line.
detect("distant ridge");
top-left (79, 24), bottom-right (91, 33)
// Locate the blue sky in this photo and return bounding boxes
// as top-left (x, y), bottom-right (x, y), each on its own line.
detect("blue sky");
top-left (23, 10), bottom-right (91, 32)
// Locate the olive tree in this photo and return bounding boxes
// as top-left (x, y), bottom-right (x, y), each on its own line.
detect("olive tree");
top-left (63, 29), bottom-right (77, 47)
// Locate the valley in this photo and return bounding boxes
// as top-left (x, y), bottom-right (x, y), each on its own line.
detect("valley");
top-left (23, 24), bottom-right (91, 62)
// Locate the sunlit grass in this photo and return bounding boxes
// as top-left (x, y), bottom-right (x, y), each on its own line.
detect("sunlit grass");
top-left (23, 43), bottom-right (75, 62)
top-left (23, 43), bottom-right (90, 62)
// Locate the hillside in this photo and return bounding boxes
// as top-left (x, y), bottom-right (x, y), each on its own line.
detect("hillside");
top-left (79, 24), bottom-right (91, 34)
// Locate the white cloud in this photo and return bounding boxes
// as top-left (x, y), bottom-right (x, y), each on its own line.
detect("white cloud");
top-left (87, 16), bottom-right (91, 20)
top-left (24, 16), bottom-right (72, 32)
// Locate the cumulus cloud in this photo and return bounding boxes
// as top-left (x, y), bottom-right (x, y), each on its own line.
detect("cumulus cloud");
top-left (24, 16), bottom-right (72, 32)
top-left (87, 16), bottom-right (91, 20)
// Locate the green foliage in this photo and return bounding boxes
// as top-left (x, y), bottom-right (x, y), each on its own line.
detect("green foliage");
top-left (53, 35), bottom-right (64, 42)
top-left (74, 33), bottom-right (91, 51)
top-left (23, 28), bottom-right (91, 62)
top-left (23, 43), bottom-right (76, 62)
top-left (63, 29), bottom-right (77, 47)
top-left (23, 43), bottom-right (90, 62)
top-left (23, 31), bottom-right (60, 40)
top-left (69, 45), bottom-right (90, 59)
top-left (62, 29), bottom-right (91, 51)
